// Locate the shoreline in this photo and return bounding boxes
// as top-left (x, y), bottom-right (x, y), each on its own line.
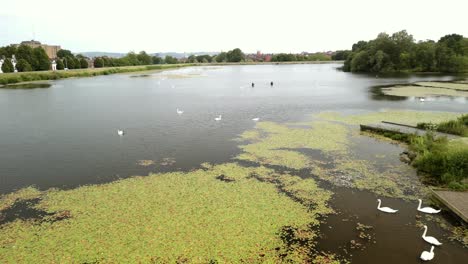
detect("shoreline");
top-left (0, 61), bottom-right (343, 86)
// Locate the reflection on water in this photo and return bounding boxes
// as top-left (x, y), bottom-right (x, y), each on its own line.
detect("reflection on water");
top-left (0, 82), bottom-right (52, 89)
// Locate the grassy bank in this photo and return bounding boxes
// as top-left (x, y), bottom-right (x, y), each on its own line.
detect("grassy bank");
top-left (0, 64), bottom-right (195, 85)
top-left (417, 114), bottom-right (468, 136)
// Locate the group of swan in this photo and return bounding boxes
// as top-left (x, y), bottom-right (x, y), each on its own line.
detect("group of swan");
top-left (176, 109), bottom-right (260, 122)
top-left (377, 199), bottom-right (442, 261)
top-left (118, 110), bottom-right (259, 136)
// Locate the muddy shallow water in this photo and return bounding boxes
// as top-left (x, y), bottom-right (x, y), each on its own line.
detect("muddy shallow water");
top-left (0, 64), bottom-right (466, 263)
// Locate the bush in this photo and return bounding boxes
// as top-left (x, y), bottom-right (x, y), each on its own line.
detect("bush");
top-left (410, 133), bottom-right (468, 188)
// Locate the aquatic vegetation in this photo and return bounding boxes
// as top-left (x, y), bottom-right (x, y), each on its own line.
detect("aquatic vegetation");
top-left (415, 82), bottom-right (468, 91)
top-left (236, 121), bottom-right (349, 170)
top-left (136, 159), bottom-right (155, 166)
top-left (0, 82), bottom-right (51, 89)
top-left (316, 110), bottom-right (460, 127)
top-left (0, 186), bottom-right (42, 211)
top-left (0, 163), bottom-right (334, 262)
top-left (381, 85), bottom-right (468, 97)
top-left (236, 115), bottom-right (429, 199)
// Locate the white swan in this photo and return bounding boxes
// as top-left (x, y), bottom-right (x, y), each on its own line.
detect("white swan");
top-left (422, 225), bottom-right (442, 246)
top-left (176, 108), bottom-right (184, 115)
top-left (377, 199), bottom-right (398, 213)
top-left (117, 129), bottom-right (124, 136)
top-left (420, 246), bottom-right (435, 261)
top-left (215, 115), bottom-right (222, 121)
top-left (252, 118), bottom-right (260, 122)
top-left (419, 98), bottom-right (425, 102)
top-left (417, 199), bottom-right (441, 214)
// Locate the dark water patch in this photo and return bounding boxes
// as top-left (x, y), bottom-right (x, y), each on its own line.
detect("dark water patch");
top-left (1, 83), bottom-right (52, 89)
top-left (370, 85), bottom-right (408, 101)
top-left (315, 186), bottom-right (468, 264)
top-left (215, 174), bottom-right (235, 182)
top-left (130, 74), bottom-right (151, 78)
top-left (0, 198), bottom-right (53, 225)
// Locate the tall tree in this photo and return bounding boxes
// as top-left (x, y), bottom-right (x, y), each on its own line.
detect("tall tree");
top-left (1, 58), bottom-right (14, 73)
top-left (226, 48), bottom-right (244, 62)
top-left (16, 59), bottom-right (33, 72)
top-left (33, 47), bottom-right (51, 71)
top-left (94, 57), bottom-right (104, 68)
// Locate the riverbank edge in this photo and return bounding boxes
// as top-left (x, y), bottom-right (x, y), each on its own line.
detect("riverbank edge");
top-left (0, 61), bottom-right (343, 86)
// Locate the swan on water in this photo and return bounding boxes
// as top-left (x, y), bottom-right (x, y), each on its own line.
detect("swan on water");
top-left (417, 199), bottom-right (441, 214)
top-left (422, 225), bottom-right (442, 246)
top-left (215, 115), bottom-right (222, 121)
top-left (377, 199), bottom-right (398, 213)
top-left (420, 246), bottom-right (435, 261)
top-left (117, 129), bottom-right (124, 136)
top-left (419, 98), bottom-right (425, 102)
top-left (252, 118), bottom-right (260, 122)
top-left (176, 108), bottom-right (184, 115)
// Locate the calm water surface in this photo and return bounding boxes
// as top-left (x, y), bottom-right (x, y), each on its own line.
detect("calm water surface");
top-left (0, 64), bottom-right (466, 263)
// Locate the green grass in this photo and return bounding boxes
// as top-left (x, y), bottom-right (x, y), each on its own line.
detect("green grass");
top-left (0, 64), bottom-right (194, 85)
top-left (410, 133), bottom-right (468, 189)
top-left (0, 163), bottom-right (335, 263)
top-left (417, 114), bottom-right (468, 136)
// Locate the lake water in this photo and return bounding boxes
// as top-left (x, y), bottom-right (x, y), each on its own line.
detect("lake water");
top-left (0, 64), bottom-right (466, 263)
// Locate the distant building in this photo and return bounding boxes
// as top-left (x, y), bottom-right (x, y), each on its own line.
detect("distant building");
top-left (13, 40), bottom-right (61, 59)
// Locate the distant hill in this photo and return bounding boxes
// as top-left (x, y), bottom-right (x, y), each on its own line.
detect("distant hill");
top-left (80, 51), bottom-right (219, 59)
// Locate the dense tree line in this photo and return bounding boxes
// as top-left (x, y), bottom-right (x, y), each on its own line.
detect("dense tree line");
top-left (271, 53), bottom-right (331, 62)
top-left (343, 30), bottom-right (468, 73)
top-left (57, 49), bottom-right (89, 70)
top-left (0, 45), bottom-right (51, 72)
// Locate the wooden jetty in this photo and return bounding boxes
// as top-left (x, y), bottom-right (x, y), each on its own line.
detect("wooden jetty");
top-left (360, 121), bottom-right (460, 140)
top-left (431, 189), bottom-right (468, 223)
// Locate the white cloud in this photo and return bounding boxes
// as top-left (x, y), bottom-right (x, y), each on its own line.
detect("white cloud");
top-left (1, 0), bottom-right (467, 53)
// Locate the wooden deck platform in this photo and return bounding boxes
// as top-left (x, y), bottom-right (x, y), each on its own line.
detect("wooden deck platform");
top-left (431, 189), bottom-right (468, 223)
top-left (360, 121), bottom-right (460, 140)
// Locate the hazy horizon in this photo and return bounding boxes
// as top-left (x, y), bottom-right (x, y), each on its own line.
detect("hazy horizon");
top-left (1, 0), bottom-right (467, 54)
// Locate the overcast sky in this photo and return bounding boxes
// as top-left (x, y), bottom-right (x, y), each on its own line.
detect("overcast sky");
top-left (0, 0), bottom-right (467, 54)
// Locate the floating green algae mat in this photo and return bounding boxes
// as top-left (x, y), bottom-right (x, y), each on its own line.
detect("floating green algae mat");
top-left (0, 163), bottom-right (333, 263)
top-left (381, 85), bottom-right (468, 98)
top-left (415, 82), bottom-right (468, 91)
top-left (235, 110), bottom-right (463, 199)
top-left (375, 81), bottom-right (468, 98)
top-left (316, 110), bottom-right (461, 126)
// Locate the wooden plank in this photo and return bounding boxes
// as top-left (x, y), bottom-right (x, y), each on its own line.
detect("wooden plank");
top-left (431, 189), bottom-right (468, 223)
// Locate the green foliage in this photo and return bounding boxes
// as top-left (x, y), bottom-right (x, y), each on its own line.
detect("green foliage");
top-left (332, 50), bottom-right (351, 60)
top-left (226, 48), bottom-right (244, 62)
top-left (1, 58), bottom-right (14, 73)
top-left (215, 52), bottom-right (227, 63)
top-left (152, 56), bottom-right (162, 64)
top-left (410, 133), bottom-right (468, 188)
top-left (57, 49), bottom-right (73, 58)
top-left (93, 57), bottom-right (104, 68)
top-left (196, 54), bottom-right (212, 63)
top-left (164, 55), bottom-right (178, 64)
top-left (16, 59), bottom-right (32, 72)
top-left (56, 59), bottom-right (64, 70)
top-left (344, 30), bottom-right (468, 73)
top-left (32, 47), bottom-right (50, 71)
top-left (417, 114), bottom-right (468, 136)
top-left (136, 51), bottom-right (152, 65)
top-left (79, 58), bottom-right (88, 69)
